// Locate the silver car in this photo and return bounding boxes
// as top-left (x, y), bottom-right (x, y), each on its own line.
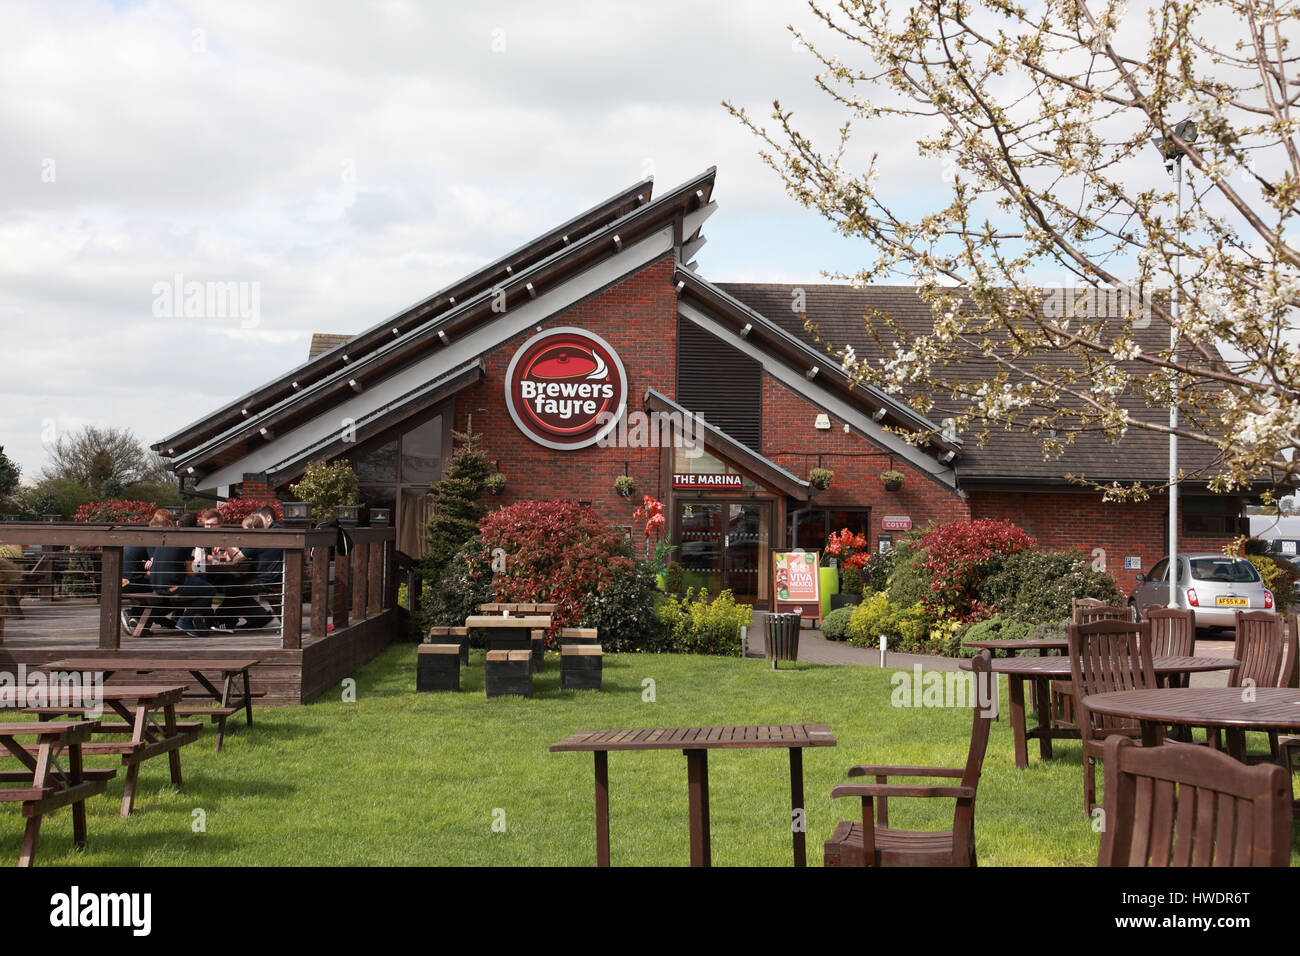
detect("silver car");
top-left (1129, 553), bottom-right (1275, 629)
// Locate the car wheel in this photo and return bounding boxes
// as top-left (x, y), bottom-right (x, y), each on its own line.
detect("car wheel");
top-left (1129, 601), bottom-right (1142, 622)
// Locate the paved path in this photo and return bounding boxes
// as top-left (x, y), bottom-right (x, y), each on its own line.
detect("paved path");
top-left (743, 610), bottom-right (1237, 687)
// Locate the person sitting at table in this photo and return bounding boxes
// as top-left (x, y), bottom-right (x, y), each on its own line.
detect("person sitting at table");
top-left (120, 541), bottom-right (155, 632)
top-left (208, 513), bottom-right (270, 629)
top-left (147, 511), bottom-right (216, 638)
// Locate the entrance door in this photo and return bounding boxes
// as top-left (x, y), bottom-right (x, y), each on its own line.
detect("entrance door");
top-left (675, 500), bottom-right (771, 607)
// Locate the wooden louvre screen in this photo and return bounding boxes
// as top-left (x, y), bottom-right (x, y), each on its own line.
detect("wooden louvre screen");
top-left (677, 317), bottom-right (762, 451)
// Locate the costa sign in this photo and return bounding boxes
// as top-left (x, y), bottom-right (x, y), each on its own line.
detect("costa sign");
top-left (881, 515), bottom-right (912, 531)
top-left (504, 327), bottom-right (628, 450)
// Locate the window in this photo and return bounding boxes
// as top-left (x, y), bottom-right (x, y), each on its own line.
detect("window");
top-left (787, 507), bottom-right (871, 553)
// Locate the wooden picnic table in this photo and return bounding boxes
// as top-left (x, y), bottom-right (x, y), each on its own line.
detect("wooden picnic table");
top-left (43, 657), bottom-right (259, 753)
top-left (478, 603), bottom-right (558, 614)
top-left (26, 685), bottom-right (198, 816)
top-left (1085, 687), bottom-right (1300, 761)
top-left (0, 719), bottom-right (112, 866)
top-left (464, 615), bottom-right (552, 652)
top-left (550, 724), bottom-right (837, 867)
top-left (958, 656), bottom-right (1238, 770)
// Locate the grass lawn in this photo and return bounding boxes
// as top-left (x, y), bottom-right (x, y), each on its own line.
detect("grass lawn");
top-left (3, 645), bottom-right (1297, 866)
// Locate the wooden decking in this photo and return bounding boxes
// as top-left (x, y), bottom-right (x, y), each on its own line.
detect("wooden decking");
top-left (0, 599), bottom-right (399, 705)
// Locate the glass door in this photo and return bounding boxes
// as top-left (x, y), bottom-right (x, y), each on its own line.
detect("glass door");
top-left (675, 500), bottom-right (771, 608)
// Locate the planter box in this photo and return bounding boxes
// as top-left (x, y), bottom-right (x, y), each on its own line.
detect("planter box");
top-left (486, 650), bottom-right (532, 698)
top-left (417, 644), bottom-right (460, 692)
top-left (561, 644), bottom-right (603, 691)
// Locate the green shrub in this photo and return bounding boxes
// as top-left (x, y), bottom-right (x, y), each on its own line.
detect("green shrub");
top-left (664, 561), bottom-right (684, 594)
top-left (289, 460), bottom-right (360, 524)
top-left (860, 549), bottom-right (894, 594)
top-left (821, 606), bottom-right (855, 641)
top-left (419, 536), bottom-right (493, 638)
top-left (579, 560), bottom-right (664, 652)
top-left (1241, 549), bottom-right (1300, 614)
top-left (655, 588), bottom-right (752, 655)
top-left (977, 549), bottom-right (1124, 624)
top-left (961, 616), bottom-right (1033, 644)
top-left (884, 540), bottom-right (929, 607)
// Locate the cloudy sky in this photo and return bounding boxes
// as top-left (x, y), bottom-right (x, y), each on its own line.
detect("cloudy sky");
top-left (3, 0), bottom-right (939, 479)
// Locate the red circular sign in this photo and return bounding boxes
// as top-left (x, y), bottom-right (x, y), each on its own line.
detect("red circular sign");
top-left (504, 327), bottom-right (628, 450)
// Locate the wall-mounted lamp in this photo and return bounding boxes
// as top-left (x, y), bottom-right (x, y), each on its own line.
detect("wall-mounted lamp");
top-left (941, 451), bottom-right (956, 464)
top-left (260, 427), bottom-right (274, 440)
top-left (873, 408), bottom-right (887, 422)
top-left (349, 379), bottom-right (362, 393)
top-left (740, 323), bottom-right (752, 338)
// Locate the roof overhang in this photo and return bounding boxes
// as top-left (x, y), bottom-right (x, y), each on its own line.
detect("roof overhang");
top-left (644, 389), bottom-right (813, 500)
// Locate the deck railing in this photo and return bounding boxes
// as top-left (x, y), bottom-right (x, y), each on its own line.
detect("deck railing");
top-left (0, 523), bottom-right (399, 650)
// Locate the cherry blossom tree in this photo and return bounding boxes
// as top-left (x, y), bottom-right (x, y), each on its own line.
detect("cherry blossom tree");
top-left (727, 0), bottom-right (1300, 499)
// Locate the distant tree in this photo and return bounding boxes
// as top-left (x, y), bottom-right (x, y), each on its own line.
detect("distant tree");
top-left (423, 423), bottom-right (502, 579)
top-left (40, 426), bottom-right (170, 499)
top-left (0, 447), bottom-right (19, 504)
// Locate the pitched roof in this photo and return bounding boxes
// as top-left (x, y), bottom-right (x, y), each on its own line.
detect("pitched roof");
top-left (159, 169), bottom-right (717, 484)
top-left (715, 283), bottom-right (1238, 485)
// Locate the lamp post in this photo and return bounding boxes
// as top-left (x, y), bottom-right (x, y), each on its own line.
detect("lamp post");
top-left (1152, 118), bottom-right (1197, 608)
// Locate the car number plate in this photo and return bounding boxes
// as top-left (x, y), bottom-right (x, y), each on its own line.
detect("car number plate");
top-left (1215, 596), bottom-right (1248, 606)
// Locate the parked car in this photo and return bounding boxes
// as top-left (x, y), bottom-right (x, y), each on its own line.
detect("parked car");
top-left (1129, 553), bottom-right (1274, 629)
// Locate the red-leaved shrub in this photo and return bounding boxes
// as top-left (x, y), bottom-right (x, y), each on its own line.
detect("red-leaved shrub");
top-left (918, 518), bottom-right (1035, 621)
top-left (73, 500), bottom-right (159, 523)
top-left (217, 498), bottom-right (283, 525)
top-left (480, 500), bottom-right (634, 638)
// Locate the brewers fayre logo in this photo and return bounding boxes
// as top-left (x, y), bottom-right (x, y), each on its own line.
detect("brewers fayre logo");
top-left (505, 327), bottom-right (628, 450)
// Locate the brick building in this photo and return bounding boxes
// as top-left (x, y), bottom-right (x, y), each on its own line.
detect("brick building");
top-left (154, 168), bottom-right (1265, 608)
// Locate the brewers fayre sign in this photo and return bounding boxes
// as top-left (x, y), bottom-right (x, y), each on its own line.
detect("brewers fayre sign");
top-left (505, 327), bottom-right (628, 450)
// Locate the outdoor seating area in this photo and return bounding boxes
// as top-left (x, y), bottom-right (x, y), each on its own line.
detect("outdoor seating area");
top-left (423, 613), bottom-right (605, 697)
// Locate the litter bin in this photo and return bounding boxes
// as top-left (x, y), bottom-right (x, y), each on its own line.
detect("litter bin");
top-left (764, 612), bottom-right (801, 669)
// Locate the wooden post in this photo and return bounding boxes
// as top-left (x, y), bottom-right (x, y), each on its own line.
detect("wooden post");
top-left (334, 544), bottom-right (351, 629)
top-left (282, 550), bottom-right (303, 650)
top-left (309, 545), bottom-right (329, 639)
top-left (368, 541), bottom-right (383, 615)
top-left (98, 547), bottom-right (123, 650)
top-left (352, 542), bottom-right (369, 622)
top-left (384, 541), bottom-right (398, 610)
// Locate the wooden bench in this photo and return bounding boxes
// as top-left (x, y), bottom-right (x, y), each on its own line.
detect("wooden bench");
top-left (560, 627), bottom-right (599, 646)
top-left (426, 626), bottom-right (469, 664)
top-left (0, 720), bottom-right (114, 866)
top-left (561, 644), bottom-right (603, 691)
top-left (485, 650), bottom-right (532, 699)
top-left (417, 644), bottom-right (461, 692)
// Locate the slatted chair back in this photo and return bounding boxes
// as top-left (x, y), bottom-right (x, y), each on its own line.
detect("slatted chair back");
top-left (1068, 620), bottom-right (1156, 734)
top-left (1072, 599), bottom-right (1130, 626)
top-left (1142, 606), bottom-right (1196, 657)
top-left (949, 649), bottom-right (997, 856)
top-left (1098, 736), bottom-right (1291, 867)
top-left (1230, 611), bottom-right (1285, 689)
top-left (1286, 614), bottom-right (1300, 689)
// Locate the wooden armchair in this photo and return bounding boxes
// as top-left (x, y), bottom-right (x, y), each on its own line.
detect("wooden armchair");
top-left (1069, 618), bottom-right (1159, 816)
top-left (823, 650), bottom-right (994, 867)
top-left (1098, 736), bottom-right (1291, 866)
top-left (1053, 601), bottom-right (1132, 728)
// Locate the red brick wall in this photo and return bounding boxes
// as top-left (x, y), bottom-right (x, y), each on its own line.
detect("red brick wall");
top-left (452, 254), bottom-right (680, 527)
top-left (760, 375), bottom-right (970, 544)
top-left (967, 490), bottom-right (1238, 592)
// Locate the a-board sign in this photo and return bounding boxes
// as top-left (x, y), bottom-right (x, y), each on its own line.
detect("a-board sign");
top-left (772, 550), bottom-right (821, 623)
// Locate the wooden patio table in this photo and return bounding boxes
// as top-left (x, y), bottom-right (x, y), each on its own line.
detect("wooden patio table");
top-left (958, 656), bottom-right (1237, 770)
top-left (963, 638), bottom-right (1067, 657)
top-left (464, 615), bottom-right (551, 652)
top-left (43, 657), bottom-right (259, 754)
top-left (550, 724), bottom-right (837, 867)
top-left (1085, 687), bottom-right (1300, 761)
top-left (24, 685), bottom-right (198, 815)
top-left (0, 719), bottom-right (110, 866)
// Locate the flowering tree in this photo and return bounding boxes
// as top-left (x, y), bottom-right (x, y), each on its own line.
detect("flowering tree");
top-left (728, 0), bottom-right (1300, 499)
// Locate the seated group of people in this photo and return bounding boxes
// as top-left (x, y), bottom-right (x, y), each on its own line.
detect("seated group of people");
top-left (123, 506), bottom-right (284, 638)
